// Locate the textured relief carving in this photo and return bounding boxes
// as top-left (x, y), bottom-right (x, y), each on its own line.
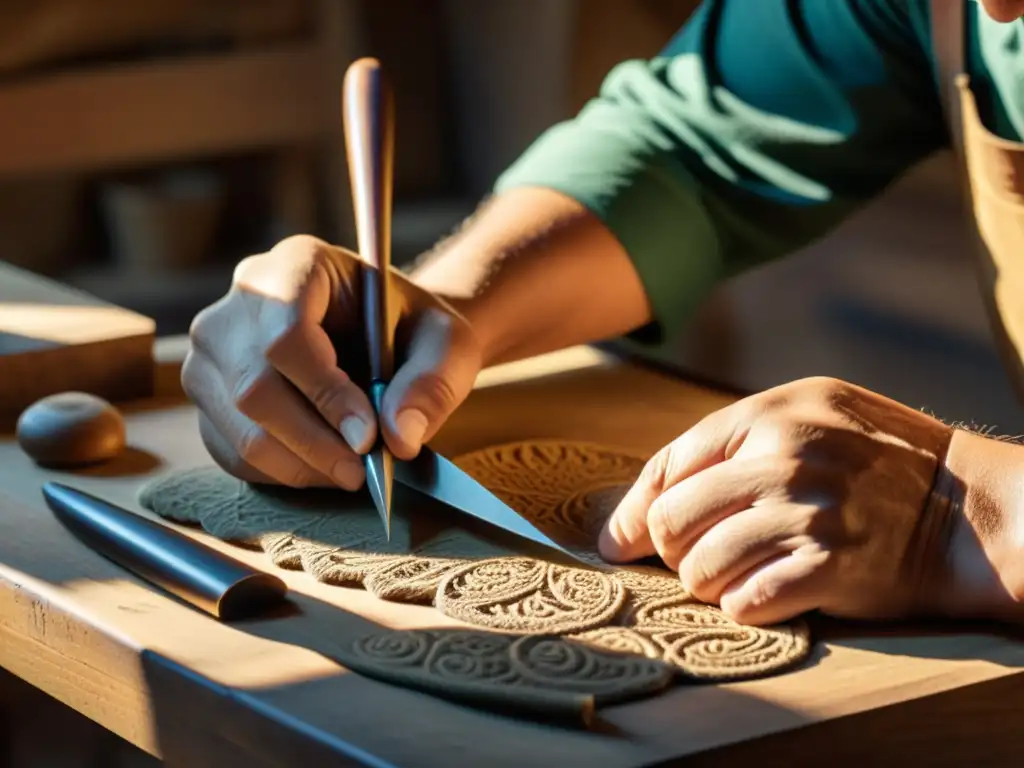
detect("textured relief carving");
top-left (436, 558), bottom-right (626, 635)
top-left (338, 629), bottom-right (675, 725)
top-left (629, 595), bottom-right (810, 680)
top-left (139, 440), bottom-right (812, 715)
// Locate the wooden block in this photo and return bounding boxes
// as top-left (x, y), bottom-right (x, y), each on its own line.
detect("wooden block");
top-left (0, 262), bottom-right (155, 430)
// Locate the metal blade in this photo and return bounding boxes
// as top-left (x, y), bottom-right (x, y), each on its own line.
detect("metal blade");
top-left (363, 448), bottom-right (394, 539)
top-left (394, 447), bottom-right (599, 568)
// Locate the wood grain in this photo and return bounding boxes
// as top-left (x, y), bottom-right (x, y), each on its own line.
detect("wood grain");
top-left (0, 262), bottom-right (154, 430)
top-left (0, 342), bottom-right (1023, 766)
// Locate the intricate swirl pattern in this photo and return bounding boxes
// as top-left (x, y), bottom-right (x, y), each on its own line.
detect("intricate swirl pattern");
top-left (554, 482), bottom-right (633, 544)
top-left (440, 558), bottom-right (546, 603)
top-left (510, 635), bottom-right (670, 698)
top-left (633, 596), bottom-right (738, 630)
top-left (626, 595), bottom-right (812, 680)
top-left (437, 557), bottom-right (625, 635)
top-left (425, 633), bottom-right (519, 685)
top-left (614, 566), bottom-right (693, 623)
top-left (139, 439), bottom-right (814, 717)
top-left (306, 548), bottom-right (394, 588)
top-left (655, 626), bottom-right (811, 680)
top-left (350, 631), bottom-right (433, 667)
top-left (338, 628), bottom-right (675, 722)
top-left (567, 627), bottom-right (662, 660)
top-left (453, 441), bottom-right (647, 546)
top-left (363, 557), bottom-right (458, 603)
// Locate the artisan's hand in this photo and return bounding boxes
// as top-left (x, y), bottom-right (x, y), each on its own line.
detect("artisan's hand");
top-left (182, 235), bottom-right (483, 488)
top-left (599, 376), bottom-right (956, 626)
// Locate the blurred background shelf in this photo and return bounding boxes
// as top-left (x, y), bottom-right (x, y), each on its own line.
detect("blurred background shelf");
top-left (0, 42), bottom-right (332, 177)
top-left (0, 0), bottom-right (662, 332)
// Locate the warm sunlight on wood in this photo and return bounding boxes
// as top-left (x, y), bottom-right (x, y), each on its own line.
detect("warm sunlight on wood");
top-left (0, 302), bottom-right (155, 344)
top-left (54, 576), bottom-right (347, 689)
top-left (475, 346), bottom-right (612, 389)
top-left (733, 641), bottom-right (1012, 720)
top-left (188, 640), bottom-right (348, 691)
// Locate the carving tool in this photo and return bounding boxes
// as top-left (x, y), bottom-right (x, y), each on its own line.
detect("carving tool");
top-left (340, 59), bottom-right (593, 568)
top-left (393, 448), bottom-right (601, 568)
top-left (42, 482), bottom-right (288, 620)
top-left (343, 57), bottom-right (396, 538)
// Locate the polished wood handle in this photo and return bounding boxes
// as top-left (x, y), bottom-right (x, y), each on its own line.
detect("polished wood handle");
top-left (343, 57), bottom-right (395, 384)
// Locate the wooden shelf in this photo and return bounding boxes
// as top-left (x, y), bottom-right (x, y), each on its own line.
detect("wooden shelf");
top-left (0, 42), bottom-right (334, 177)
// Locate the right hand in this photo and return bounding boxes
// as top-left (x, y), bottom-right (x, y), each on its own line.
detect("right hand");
top-left (181, 235), bottom-right (483, 489)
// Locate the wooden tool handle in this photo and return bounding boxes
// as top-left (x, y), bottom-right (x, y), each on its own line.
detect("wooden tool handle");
top-left (343, 57), bottom-right (395, 384)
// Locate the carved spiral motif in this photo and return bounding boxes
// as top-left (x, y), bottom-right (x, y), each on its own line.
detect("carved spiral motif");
top-left (437, 558), bottom-right (625, 635)
top-left (633, 596), bottom-right (737, 630)
top-left (363, 557), bottom-right (457, 603)
top-left (340, 628), bottom-right (675, 716)
top-left (349, 630), bottom-right (432, 668)
top-left (440, 558), bottom-right (547, 603)
top-left (510, 635), bottom-right (672, 697)
top-left (425, 632), bottom-right (519, 685)
top-left (613, 567), bottom-right (692, 622)
top-left (624, 596), bottom-right (812, 680)
top-left (568, 627), bottom-right (662, 660)
top-left (454, 441), bottom-right (647, 543)
top-left (554, 482), bottom-right (633, 542)
top-left (511, 636), bottom-right (599, 683)
top-left (656, 626), bottom-right (810, 680)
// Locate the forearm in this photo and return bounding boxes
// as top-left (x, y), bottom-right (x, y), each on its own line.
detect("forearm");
top-left (408, 187), bottom-right (652, 367)
top-left (934, 428), bottom-right (1024, 622)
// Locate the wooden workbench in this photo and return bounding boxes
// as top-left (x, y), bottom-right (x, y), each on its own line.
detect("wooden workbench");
top-left (1, 338), bottom-right (1023, 767)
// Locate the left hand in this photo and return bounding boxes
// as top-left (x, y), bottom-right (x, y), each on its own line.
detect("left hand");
top-left (599, 376), bottom-right (954, 626)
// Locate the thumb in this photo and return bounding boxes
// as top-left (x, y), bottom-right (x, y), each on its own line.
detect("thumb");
top-left (380, 308), bottom-right (481, 459)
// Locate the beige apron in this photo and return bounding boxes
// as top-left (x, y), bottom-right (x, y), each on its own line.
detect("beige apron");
top-left (931, 0), bottom-right (1024, 399)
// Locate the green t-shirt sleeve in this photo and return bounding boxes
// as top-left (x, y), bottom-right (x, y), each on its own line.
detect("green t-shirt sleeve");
top-left (494, 0), bottom-right (944, 343)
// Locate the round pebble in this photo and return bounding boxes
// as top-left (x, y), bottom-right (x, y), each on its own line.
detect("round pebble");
top-left (16, 392), bottom-right (126, 468)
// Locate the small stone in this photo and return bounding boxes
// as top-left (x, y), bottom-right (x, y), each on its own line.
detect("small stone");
top-left (16, 392), bottom-right (126, 468)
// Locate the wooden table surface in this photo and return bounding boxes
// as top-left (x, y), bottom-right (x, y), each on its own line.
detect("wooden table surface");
top-left (2, 338), bottom-right (1024, 767)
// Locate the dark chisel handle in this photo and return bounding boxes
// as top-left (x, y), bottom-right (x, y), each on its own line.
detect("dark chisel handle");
top-left (42, 482), bottom-right (287, 620)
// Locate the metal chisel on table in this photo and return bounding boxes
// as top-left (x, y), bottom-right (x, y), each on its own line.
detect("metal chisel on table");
top-left (341, 58), bottom-right (589, 567)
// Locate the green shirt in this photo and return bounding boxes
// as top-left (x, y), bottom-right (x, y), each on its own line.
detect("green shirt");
top-left (494, 0), bottom-right (1024, 344)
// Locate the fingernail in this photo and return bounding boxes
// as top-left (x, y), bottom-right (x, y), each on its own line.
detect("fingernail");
top-left (597, 523), bottom-right (620, 561)
top-left (340, 415), bottom-right (371, 452)
top-left (597, 517), bottom-right (630, 563)
top-left (395, 408), bottom-right (428, 448)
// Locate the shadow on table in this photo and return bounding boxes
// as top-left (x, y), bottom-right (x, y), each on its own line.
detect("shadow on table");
top-left (73, 446), bottom-right (164, 478)
top-left (135, 586), bottom-right (824, 768)
top-left (812, 613), bottom-right (1024, 663)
